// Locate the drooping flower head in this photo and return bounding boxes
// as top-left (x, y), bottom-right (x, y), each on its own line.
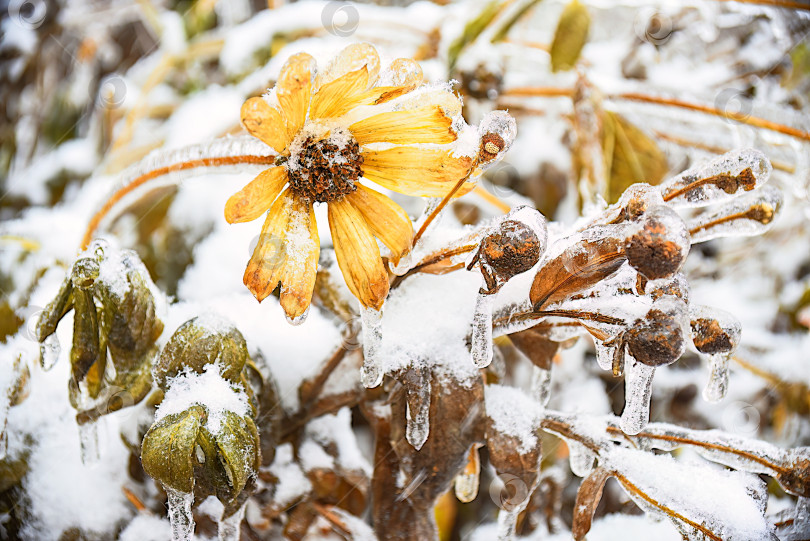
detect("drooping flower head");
top-left (226, 43), bottom-right (514, 322)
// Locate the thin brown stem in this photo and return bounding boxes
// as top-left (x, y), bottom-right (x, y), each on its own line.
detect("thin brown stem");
top-left (299, 346), bottom-right (349, 406)
top-left (390, 244), bottom-right (478, 289)
top-left (80, 154), bottom-right (277, 249)
top-left (612, 472), bottom-right (723, 541)
top-left (412, 172), bottom-right (474, 247)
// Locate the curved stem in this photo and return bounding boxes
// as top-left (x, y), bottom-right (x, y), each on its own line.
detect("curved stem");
top-left (80, 154), bottom-right (276, 249)
top-left (412, 171), bottom-right (474, 247)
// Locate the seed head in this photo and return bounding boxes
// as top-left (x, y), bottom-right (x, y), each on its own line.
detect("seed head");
top-left (626, 308), bottom-right (685, 367)
top-left (469, 220), bottom-right (542, 294)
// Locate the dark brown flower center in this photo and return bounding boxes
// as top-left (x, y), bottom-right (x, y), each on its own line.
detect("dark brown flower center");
top-left (286, 130), bottom-right (363, 203)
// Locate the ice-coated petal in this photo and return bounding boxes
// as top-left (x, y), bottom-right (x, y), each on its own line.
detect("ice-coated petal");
top-left (395, 87), bottom-right (462, 117)
top-left (315, 42), bottom-right (380, 89)
top-left (276, 53), bottom-right (316, 140)
top-left (310, 65), bottom-right (370, 120)
top-left (240, 97), bottom-right (289, 153)
top-left (243, 189), bottom-right (319, 320)
top-left (328, 198), bottom-right (389, 310)
top-left (224, 167), bottom-right (288, 224)
top-left (366, 58), bottom-right (424, 104)
top-left (350, 105), bottom-right (456, 145)
top-left (361, 147), bottom-right (475, 197)
top-left (346, 184), bottom-right (413, 264)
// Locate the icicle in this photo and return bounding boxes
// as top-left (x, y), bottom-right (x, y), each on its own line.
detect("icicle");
top-left (454, 446), bottom-right (481, 503)
top-left (703, 353), bottom-right (730, 403)
top-left (218, 502), bottom-right (247, 541)
top-left (530, 365), bottom-right (552, 407)
top-left (496, 502), bottom-right (528, 541)
top-left (791, 497), bottom-right (810, 540)
top-left (405, 369), bottom-right (431, 450)
top-left (360, 306), bottom-right (383, 388)
top-left (79, 421), bottom-right (100, 464)
top-left (39, 333), bottom-right (60, 371)
top-left (567, 440), bottom-right (595, 477)
top-left (471, 288), bottom-right (495, 368)
top-left (620, 358), bottom-right (655, 435)
top-left (167, 488), bottom-right (195, 541)
top-left (0, 429), bottom-right (7, 460)
top-left (594, 340), bottom-right (615, 371)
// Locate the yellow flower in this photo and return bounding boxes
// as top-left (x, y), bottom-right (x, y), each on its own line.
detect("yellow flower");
top-left (226, 43), bottom-right (481, 321)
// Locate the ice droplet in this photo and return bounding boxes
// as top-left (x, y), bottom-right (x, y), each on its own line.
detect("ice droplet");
top-left (167, 488), bottom-right (195, 541)
top-left (530, 365), bottom-right (552, 407)
top-left (471, 289), bottom-right (495, 368)
top-left (568, 440), bottom-right (595, 477)
top-left (405, 373), bottom-right (431, 450)
top-left (39, 333), bottom-right (60, 371)
top-left (703, 353), bottom-right (730, 403)
top-left (284, 306), bottom-right (309, 326)
top-left (218, 502), bottom-right (247, 541)
top-left (360, 306), bottom-right (384, 388)
top-left (79, 421), bottom-right (100, 465)
top-left (620, 358), bottom-right (655, 435)
top-left (454, 446), bottom-right (481, 503)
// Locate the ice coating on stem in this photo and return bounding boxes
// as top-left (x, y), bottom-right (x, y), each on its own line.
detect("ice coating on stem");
top-left (687, 185), bottom-right (782, 243)
top-left (405, 376), bottom-right (431, 450)
top-left (218, 503), bottom-right (247, 541)
top-left (39, 333), bottom-right (60, 371)
top-left (496, 501), bottom-right (528, 541)
top-left (167, 488), bottom-right (194, 541)
top-left (78, 421), bottom-right (100, 465)
top-left (360, 306), bottom-right (383, 388)
top-left (620, 358), bottom-right (655, 435)
top-left (703, 353), bottom-right (730, 403)
top-left (567, 440), bottom-right (595, 477)
top-left (471, 288), bottom-right (495, 368)
top-left (659, 148), bottom-right (772, 208)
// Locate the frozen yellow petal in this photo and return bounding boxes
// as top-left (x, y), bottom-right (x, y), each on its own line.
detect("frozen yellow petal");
top-left (349, 105), bottom-right (456, 145)
top-left (241, 97), bottom-right (288, 153)
top-left (310, 65), bottom-right (370, 120)
top-left (225, 167), bottom-right (288, 224)
top-left (328, 199), bottom-right (389, 310)
top-left (315, 43), bottom-right (380, 89)
top-left (279, 200), bottom-right (320, 320)
top-left (361, 147), bottom-right (475, 197)
top-left (395, 87), bottom-right (462, 117)
top-left (243, 189), bottom-right (319, 321)
top-left (346, 185), bottom-right (413, 264)
top-left (277, 53), bottom-right (316, 140)
top-left (364, 58), bottom-right (424, 105)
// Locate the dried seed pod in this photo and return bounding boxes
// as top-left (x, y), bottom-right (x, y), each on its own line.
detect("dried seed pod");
top-left (623, 205), bottom-right (690, 280)
top-left (599, 183), bottom-right (665, 226)
top-left (477, 110), bottom-right (517, 168)
top-left (468, 220), bottom-right (543, 294)
top-left (625, 299), bottom-right (687, 367)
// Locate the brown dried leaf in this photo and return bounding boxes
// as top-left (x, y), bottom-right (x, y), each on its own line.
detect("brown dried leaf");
top-left (529, 238), bottom-right (624, 310)
top-left (572, 467), bottom-right (610, 540)
top-left (509, 326), bottom-right (559, 371)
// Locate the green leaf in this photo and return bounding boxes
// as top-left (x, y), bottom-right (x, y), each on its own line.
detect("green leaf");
top-left (491, 0), bottom-right (545, 44)
top-left (448, 0), bottom-right (504, 70)
top-left (215, 412), bottom-right (261, 500)
top-left (550, 0), bottom-right (590, 73)
top-left (141, 406), bottom-right (204, 493)
top-left (602, 111), bottom-right (668, 203)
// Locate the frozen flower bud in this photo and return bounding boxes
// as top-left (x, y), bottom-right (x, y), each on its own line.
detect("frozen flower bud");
top-left (600, 183), bottom-right (665, 225)
top-left (35, 243), bottom-right (163, 421)
top-left (686, 185), bottom-right (782, 243)
top-left (625, 299), bottom-right (687, 367)
top-left (647, 273), bottom-right (690, 303)
top-left (689, 306), bottom-right (741, 355)
top-left (476, 111), bottom-right (517, 168)
top-left (468, 207), bottom-right (546, 294)
top-left (623, 205), bottom-right (690, 280)
top-left (141, 402), bottom-right (261, 515)
top-left (155, 315), bottom-right (251, 389)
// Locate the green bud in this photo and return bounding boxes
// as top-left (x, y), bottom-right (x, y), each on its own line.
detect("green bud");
top-left (154, 316), bottom-right (249, 388)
